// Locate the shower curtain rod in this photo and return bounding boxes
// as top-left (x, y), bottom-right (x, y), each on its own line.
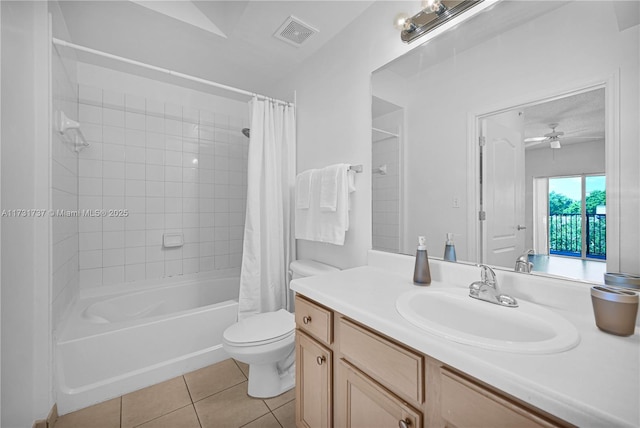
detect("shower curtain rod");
top-left (52, 38), bottom-right (292, 106)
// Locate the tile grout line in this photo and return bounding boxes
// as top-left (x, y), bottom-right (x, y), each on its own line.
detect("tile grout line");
top-left (181, 375), bottom-right (204, 428)
top-left (190, 379), bottom-right (248, 406)
top-left (129, 403), bottom-right (195, 428)
top-left (192, 403), bottom-right (204, 428)
top-left (271, 409), bottom-right (286, 428)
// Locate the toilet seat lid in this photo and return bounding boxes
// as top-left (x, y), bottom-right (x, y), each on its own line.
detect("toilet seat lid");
top-left (224, 309), bottom-right (295, 345)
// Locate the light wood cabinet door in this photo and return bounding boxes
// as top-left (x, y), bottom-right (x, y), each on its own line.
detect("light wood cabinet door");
top-left (440, 368), bottom-right (569, 428)
top-left (338, 317), bottom-right (423, 405)
top-left (296, 331), bottom-right (332, 428)
top-left (337, 359), bottom-right (422, 428)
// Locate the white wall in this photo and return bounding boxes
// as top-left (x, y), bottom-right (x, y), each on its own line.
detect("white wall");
top-left (272, 1), bottom-right (421, 269)
top-left (1, 2), bottom-right (52, 426)
top-left (1, 3), bottom-right (3, 423)
top-left (271, 0), bottom-right (525, 269)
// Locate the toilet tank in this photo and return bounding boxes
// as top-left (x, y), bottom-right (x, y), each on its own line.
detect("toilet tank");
top-left (289, 259), bottom-right (339, 280)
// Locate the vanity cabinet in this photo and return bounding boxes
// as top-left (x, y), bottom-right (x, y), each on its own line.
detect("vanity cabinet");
top-left (336, 359), bottom-right (422, 428)
top-left (295, 296), bottom-right (334, 428)
top-left (294, 295), bottom-right (571, 428)
top-left (296, 331), bottom-right (332, 428)
top-left (440, 368), bottom-right (562, 428)
top-left (335, 317), bottom-right (424, 427)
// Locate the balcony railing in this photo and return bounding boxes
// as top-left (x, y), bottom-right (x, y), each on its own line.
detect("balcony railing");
top-left (549, 213), bottom-right (606, 259)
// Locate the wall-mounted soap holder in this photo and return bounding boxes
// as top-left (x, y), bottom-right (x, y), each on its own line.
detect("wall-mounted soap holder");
top-left (57, 111), bottom-right (89, 153)
top-left (163, 232), bottom-right (184, 248)
top-left (373, 164), bottom-right (387, 175)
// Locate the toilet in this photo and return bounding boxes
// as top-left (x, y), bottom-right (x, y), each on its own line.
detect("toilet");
top-left (223, 259), bottom-right (339, 398)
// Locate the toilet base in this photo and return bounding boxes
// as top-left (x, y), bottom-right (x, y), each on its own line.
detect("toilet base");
top-left (247, 362), bottom-right (295, 398)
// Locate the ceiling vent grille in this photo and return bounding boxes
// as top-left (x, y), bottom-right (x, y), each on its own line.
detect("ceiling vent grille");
top-left (274, 16), bottom-right (318, 47)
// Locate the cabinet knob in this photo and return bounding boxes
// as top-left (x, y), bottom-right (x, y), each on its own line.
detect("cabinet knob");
top-left (316, 355), bottom-right (326, 365)
top-left (398, 418), bottom-right (411, 428)
top-left (303, 315), bottom-right (312, 324)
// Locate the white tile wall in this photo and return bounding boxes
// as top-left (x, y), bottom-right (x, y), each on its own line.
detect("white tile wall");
top-left (51, 42), bottom-right (80, 328)
top-left (372, 110), bottom-right (403, 253)
top-left (372, 137), bottom-right (401, 253)
top-left (77, 85), bottom-right (248, 289)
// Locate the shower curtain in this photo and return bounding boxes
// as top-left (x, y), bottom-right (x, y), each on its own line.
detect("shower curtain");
top-left (238, 97), bottom-right (296, 319)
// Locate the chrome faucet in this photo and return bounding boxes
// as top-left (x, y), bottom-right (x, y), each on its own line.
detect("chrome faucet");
top-left (514, 249), bottom-right (534, 273)
top-left (469, 264), bottom-right (518, 307)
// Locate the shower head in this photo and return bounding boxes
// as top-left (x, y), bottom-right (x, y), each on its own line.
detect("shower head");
top-left (242, 128), bottom-right (250, 138)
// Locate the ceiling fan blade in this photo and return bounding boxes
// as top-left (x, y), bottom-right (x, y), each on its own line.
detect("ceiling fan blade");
top-left (524, 137), bottom-right (547, 143)
top-left (566, 136), bottom-right (603, 139)
top-left (544, 130), bottom-right (565, 138)
top-left (524, 140), bottom-right (547, 148)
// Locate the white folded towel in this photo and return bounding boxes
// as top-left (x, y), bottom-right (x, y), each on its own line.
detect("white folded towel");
top-left (320, 164), bottom-right (348, 212)
top-left (295, 169), bottom-right (314, 209)
top-left (295, 163), bottom-right (356, 246)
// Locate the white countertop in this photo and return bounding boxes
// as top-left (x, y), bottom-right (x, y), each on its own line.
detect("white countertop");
top-left (290, 252), bottom-right (640, 427)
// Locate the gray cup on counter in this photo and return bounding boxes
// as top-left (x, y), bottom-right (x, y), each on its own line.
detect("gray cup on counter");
top-left (591, 286), bottom-right (639, 336)
top-left (604, 273), bottom-right (640, 290)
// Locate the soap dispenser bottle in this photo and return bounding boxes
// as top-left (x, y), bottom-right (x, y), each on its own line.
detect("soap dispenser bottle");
top-left (443, 233), bottom-right (457, 262)
top-left (413, 236), bottom-right (431, 285)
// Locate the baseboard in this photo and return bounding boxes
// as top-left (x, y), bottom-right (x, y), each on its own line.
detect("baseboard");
top-left (32, 404), bottom-right (58, 428)
top-left (47, 404), bottom-right (58, 427)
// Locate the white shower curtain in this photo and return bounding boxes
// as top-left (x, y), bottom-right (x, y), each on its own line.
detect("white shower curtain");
top-left (238, 97), bottom-right (296, 320)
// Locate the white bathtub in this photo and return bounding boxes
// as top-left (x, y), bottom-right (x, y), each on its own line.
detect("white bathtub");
top-left (55, 272), bottom-right (239, 414)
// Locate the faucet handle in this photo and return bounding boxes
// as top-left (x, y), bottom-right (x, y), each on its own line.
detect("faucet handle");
top-left (479, 264), bottom-right (497, 286)
top-left (515, 250), bottom-right (534, 273)
top-left (517, 249), bottom-right (534, 261)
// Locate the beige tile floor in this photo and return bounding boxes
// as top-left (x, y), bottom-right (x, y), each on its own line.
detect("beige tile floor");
top-left (54, 359), bottom-right (296, 428)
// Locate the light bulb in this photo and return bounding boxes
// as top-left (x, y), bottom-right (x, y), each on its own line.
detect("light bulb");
top-left (422, 0), bottom-right (443, 13)
top-left (421, 0), bottom-right (435, 10)
top-left (393, 12), bottom-right (411, 31)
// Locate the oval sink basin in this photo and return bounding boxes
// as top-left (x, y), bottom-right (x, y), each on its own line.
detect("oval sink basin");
top-left (396, 288), bottom-right (580, 354)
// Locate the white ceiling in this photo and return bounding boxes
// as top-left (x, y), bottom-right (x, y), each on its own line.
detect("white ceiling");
top-left (57, 1), bottom-right (375, 98)
top-left (522, 88), bottom-right (605, 150)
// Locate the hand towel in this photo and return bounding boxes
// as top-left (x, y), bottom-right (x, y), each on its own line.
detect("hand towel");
top-left (295, 164), bottom-right (354, 245)
top-left (295, 169), bottom-right (315, 209)
top-left (320, 164), bottom-right (348, 212)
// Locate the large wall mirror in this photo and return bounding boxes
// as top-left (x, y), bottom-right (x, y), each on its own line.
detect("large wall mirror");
top-left (372, 0), bottom-right (639, 283)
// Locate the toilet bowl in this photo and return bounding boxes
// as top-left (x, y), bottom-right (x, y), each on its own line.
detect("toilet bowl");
top-left (223, 259), bottom-right (339, 398)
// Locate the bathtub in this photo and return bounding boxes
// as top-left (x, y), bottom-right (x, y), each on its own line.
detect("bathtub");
top-left (55, 271), bottom-right (239, 415)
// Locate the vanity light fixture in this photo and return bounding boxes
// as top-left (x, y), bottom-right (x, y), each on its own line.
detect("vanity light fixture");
top-left (395, 0), bottom-right (483, 43)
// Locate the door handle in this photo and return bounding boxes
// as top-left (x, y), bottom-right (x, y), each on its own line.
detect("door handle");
top-left (517, 225), bottom-right (527, 230)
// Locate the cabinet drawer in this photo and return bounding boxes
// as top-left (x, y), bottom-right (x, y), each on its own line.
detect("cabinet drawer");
top-left (338, 317), bottom-right (423, 404)
top-left (295, 296), bottom-right (333, 345)
top-left (441, 368), bottom-right (567, 428)
top-left (337, 359), bottom-right (422, 428)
